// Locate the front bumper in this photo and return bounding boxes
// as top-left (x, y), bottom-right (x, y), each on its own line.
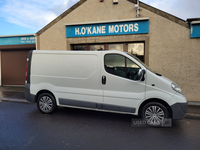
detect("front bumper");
top-left (171, 102), bottom-right (188, 120)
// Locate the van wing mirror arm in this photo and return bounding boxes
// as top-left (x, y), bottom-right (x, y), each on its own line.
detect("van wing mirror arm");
top-left (137, 69), bottom-right (146, 81)
top-left (141, 70), bottom-right (146, 81)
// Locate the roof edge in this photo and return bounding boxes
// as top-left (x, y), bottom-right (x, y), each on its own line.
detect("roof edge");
top-left (0, 34), bottom-right (35, 38)
top-left (36, 0), bottom-right (87, 36)
top-left (65, 17), bottom-right (149, 26)
top-left (187, 18), bottom-right (200, 24)
top-left (128, 0), bottom-right (189, 29)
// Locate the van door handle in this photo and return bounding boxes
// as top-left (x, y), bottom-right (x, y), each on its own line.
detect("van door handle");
top-left (102, 76), bottom-right (106, 85)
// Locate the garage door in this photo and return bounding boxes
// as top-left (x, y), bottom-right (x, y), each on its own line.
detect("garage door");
top-left (1, 50), bottom-right (30, 85)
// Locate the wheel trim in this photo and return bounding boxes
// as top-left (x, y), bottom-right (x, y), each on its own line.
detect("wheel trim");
top-left (145, 106), bottom-right (165, 125)
top-left (39, 96), bottom-right (53, 112)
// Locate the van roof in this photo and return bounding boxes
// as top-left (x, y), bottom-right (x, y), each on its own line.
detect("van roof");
top-left (32, 50), bottom-right (126, 54)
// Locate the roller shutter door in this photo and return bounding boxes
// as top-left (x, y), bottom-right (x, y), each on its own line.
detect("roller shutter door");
top-left (1, 50), bottom-right (29, 85)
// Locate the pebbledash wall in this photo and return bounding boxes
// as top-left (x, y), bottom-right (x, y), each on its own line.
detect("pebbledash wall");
top-left (34, 0), bottom-right (200, 102)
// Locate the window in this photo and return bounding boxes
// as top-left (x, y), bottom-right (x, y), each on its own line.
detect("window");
top-left (104, 54), bottom-right (140, 80)
top-left (108, 44), bottom-right (123, 51)
top-left (90, 45), bottom-right (104, 51)
top-left (128, 43), bottom-right (144, 62)
top-left (71, 42), bottom-right (145, 63)
top-left (73, 45), bottom-right (86, 51)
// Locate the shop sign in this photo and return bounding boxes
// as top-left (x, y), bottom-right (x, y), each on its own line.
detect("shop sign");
top-left (191, 21), bottom-right (200, 38)
top-left (66, 20), bottom-right (149, 38)
top-left (0, 35), bottom-right (36, 45)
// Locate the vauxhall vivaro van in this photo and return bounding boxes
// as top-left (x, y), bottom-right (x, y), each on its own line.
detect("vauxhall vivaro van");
top-left (25, 50), bottom-right (188, 125)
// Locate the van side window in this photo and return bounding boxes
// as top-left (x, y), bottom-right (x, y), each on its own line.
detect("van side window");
top-left (104, 54), bottom-right (126, 78)
top-left (104, 54), bottom-right (140, 80)
top-left (126, 58), bottom-right (140, 80)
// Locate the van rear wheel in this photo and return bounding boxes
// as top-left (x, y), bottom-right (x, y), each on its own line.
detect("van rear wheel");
top-left (37, 93), bottom-right (57, 114)
top-left (141, 102), bottom-right (169, 126)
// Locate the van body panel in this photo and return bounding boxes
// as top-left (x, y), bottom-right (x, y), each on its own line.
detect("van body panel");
top-left (58, 98), bottom-right (136, 113)
top-left (146, 70), bottom-right (176, 96)
top-left (144, 70), bottom-right (176, 103)
top-left (169, 93), bottom-right (188, 106)
top-left (30, 51), bottom-right (103, 105)
top-left (101, 73), bottom-right (146, 112)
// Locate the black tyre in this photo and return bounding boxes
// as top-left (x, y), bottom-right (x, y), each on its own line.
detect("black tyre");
top-left (37, 93), bottom-right (57, 114)
top-left (141, 102), bottom-right (169, 126)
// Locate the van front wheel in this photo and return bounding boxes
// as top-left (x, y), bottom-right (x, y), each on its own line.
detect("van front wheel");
top-left (141, 102), bottom-right (169, 126)
top-left (37, 93), bottom-right (57, 114)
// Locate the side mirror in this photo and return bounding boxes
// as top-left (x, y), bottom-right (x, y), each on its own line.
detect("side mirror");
top-left (137, 69), bottom-right (146, 81)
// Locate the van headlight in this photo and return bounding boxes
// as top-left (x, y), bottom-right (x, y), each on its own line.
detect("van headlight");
top-left (171, 83), bottom-right (183, 95)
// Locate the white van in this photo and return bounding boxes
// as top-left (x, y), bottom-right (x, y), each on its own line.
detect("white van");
top-left (25, 50), bottom-right (188, 124)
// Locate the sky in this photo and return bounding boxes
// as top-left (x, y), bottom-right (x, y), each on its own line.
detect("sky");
top-left (0, 0), bottom-right (199, 36)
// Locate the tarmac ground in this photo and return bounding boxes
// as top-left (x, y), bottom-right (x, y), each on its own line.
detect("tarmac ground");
top-left (0, 86), bottom-right (199, 119)
top-left (0, 86), bottom-right (25, 102)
